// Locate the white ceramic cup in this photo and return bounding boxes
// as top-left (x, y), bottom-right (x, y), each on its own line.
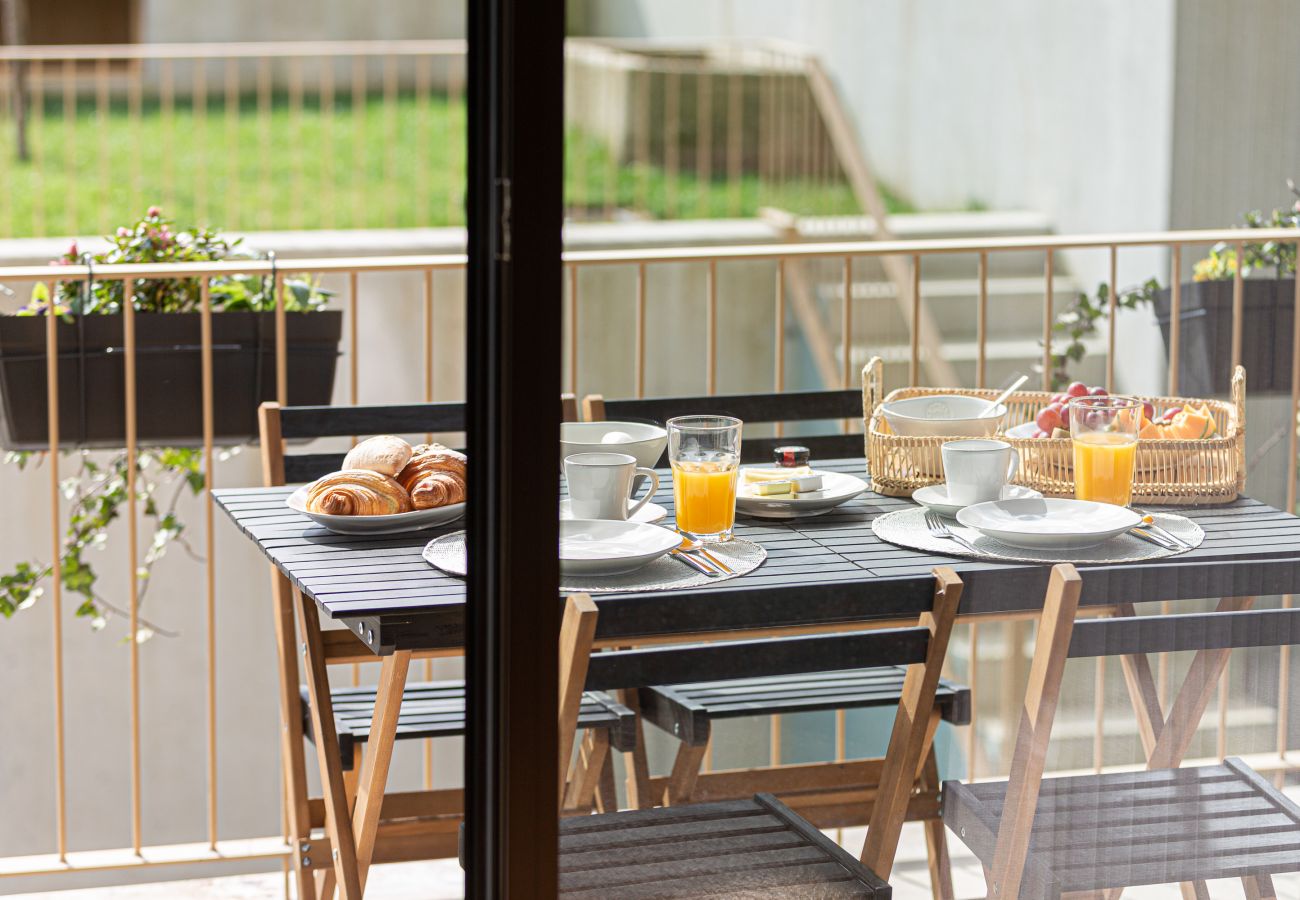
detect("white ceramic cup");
top-left (564, 452), bottom-right (661, 521)
top-left (941, 439), bottom-right (1020, 506)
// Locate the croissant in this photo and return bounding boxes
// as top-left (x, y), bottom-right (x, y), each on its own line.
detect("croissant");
top-left (306, 470), bottom-right (413, 516)
top-left (343, 435), bottom-right (413, 477)
top-left (396, 443), bottom-right (467, 509)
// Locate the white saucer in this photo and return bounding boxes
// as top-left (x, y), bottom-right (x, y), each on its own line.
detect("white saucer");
top-left (956, 498), bottom-right (1140, 551)
top-left (288, 485), bottom-right (465, 535)
top-left (559, 519), bottom-right (682, 576)
top-left (559, 499), bottom-right (667, 524)
top-left (735, 470), bottom-right (868, 519)
top-left (912, 483), bottom-right (1042, 518)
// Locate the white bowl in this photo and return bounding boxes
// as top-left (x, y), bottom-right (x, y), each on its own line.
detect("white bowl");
top-left (561, 421), bottom-right (668, 469)
top-left (882, 395), bottom-right (1007, 438)
top-left (558, 519), bottom-right (681, 576)
top-left (956, 497), bottom-right (1139, 551)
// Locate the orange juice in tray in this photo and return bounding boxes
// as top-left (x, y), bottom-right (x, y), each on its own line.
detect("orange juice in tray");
top-left (1069, 396), bottom-right (1141, 507)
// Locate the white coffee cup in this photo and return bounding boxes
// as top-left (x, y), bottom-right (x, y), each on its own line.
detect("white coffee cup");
top-left (941, 439), bottom-right (1020, 506)
top-left (564, 452), bottom-right (660, 521)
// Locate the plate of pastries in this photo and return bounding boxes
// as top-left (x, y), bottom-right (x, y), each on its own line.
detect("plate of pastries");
top-left (287, 435), bottom-right (466, 535)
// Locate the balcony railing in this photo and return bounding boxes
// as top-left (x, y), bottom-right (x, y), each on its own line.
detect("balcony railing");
top-left (0, 226), bottom-right (1297, 888)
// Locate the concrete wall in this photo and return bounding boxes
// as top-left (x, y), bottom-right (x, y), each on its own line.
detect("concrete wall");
top-left (137, 0), bottom-right (463, 43)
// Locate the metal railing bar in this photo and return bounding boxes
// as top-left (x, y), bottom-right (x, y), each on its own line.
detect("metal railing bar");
top-left (160, 57), bottom-right (175, 213)
top-left (976, 252), bottom-right (988, 389)
top-left (200, 278), bottom-right (217, 851)
top-left (62, 60), bottom-right (76, 233)
top-left (222, 58), bottom-right (238, 228)
top-left (192, 59), bottom-right (208, 227)
top-left (1042, 250), bottom-right (1053, 391)
top-left (383, 54), bottom-right (399, 229)
top-left (31, 61), bottom-right (45, 236)
top-left (124, 279), bottom-right (142, 855)
top-left (2, 233), bottom-right (1297, 282)
top-left (46, 287), bottom-right (67, 862)
top-left (322, 54), bottom-right (338, 230)
top-left (275, 269), bottom-right (287, 405)
top-left (567, 266), bottom-right (578, 394)
top-left (1106, 245), bottom-right (1118, 392)
top-left (1231, 240), bottom-right (1245, 371)
top-left (635, 263), bottom-right (647, 398)
top-left (96, 57), bottom-right (111, 234)
top-left (841, 255), bottom-right (852, 389)
top-left (706, 260), bottom-right (718, 394)
top-left (1282, 274), bottom-right (1300, 765)
top-left (257, 57), bottom-right (272, 230)
top-left (352, 56), bottom-right (367, 229)
top-left (909, 254), bottom-right (920, 387)
top-left (1168, 245), bottom-right (1181, 394)
top-left (288, 57), bottom-right (305, 231)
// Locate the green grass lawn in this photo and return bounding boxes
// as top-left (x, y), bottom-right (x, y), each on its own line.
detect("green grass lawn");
top-left (0, 92), bottom-right (897, 239)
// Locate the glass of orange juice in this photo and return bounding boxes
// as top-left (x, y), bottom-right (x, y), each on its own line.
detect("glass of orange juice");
top-left (668, 415), bottom-right (742, 542)
top-left (1069, 396), bottom-right (1141, 506)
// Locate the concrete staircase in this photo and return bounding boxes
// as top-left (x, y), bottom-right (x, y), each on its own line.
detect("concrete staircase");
top-left (790, 211), bottom-right (1106, 393)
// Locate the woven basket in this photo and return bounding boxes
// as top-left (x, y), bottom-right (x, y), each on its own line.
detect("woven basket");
top-left (861, 357), bottom-right (1246, 505)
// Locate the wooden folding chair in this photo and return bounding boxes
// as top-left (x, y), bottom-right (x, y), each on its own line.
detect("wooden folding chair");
top-left (584, 388), bottom-right (967, 899)
top-left (944, 563), bottom-right (1300, 898)
top-left (549, 567), bottom-right (963, 896)
top-left (258, 396), bottom-right (628, 899)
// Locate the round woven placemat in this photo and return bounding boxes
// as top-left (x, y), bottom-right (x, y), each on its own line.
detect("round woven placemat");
top-left (871, 507), bottom-right (1203, 565)
top-left (423, 531), bottom-right (767, 593)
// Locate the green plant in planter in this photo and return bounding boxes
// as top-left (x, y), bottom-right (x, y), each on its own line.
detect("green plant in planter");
top-left (0, 208), bottom-right (330, 637)
top-left (1044, 181), bottom-right (1299, 389)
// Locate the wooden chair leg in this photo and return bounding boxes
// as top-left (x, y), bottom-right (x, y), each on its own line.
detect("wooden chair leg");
top-left (270, 570), bottom-right (314, 900)
top-left (617, 688), bottom-right (653, 809)
top-left (1244, 875), bottom-right (1277, 899)
top-left (563, 729), bottom-right (610, 812)
top-left (350, 650), bottom-right (411, 893)
top-left (296, 589), bottom-right (363, 900)
top-left (558, 594), bottom-right (599, 801)
top-left (860, 567), bottom-right (963, 880)
top-left (663, 740), bottom-right (709, 806)
top-left (988, 564), bottom-right (1082, 900)
top-left (595, 749), bottom-right (618, 813)
top-left (919, 747), bottom-right (954, 900)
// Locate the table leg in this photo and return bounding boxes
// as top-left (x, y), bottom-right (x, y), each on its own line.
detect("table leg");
top-left (270, 570), bottom-right (314, 900)
top-left (296, 589), bottom-right (363, 900)
top-left (351, 649), bottom-right (412, 892)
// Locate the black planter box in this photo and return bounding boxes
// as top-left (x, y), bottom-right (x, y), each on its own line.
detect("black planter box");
top-left (0, 311), bottom-right (342, 449)
top-left (1153, 278), bottom-right (1295, 395)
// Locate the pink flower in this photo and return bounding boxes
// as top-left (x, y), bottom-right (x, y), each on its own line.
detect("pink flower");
top-left (67, 241), bottom-right (78, 258)
top-left (117, 227), bottom-right (131, 238)
top-left (146, 206), bottom-right (162, 218)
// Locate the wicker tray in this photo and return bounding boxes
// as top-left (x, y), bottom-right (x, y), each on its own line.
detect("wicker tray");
top-left (862, 357), bottom-right (1245, 505)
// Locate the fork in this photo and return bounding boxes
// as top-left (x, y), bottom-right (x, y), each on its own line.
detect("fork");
top-left (924, 510), bottom-right (980, 555)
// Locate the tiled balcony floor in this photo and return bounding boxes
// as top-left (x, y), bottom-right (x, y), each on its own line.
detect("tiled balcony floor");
top-left (13, 821), bottom-right (1300, 899)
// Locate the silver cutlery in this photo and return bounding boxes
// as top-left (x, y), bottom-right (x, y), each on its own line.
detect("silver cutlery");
top-left (924, 510), bottom-right (980, 554)
top-left (679, 535), bottom-right (735, 575)
top-left (1129, 526), bottom-right (1178, 550)
top-left (670, 547), bottom-right (719, 576)
top-left (1132, 510), bottom-right (1191, 550)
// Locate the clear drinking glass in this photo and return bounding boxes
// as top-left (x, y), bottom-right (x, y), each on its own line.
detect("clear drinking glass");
top-left (667, 415), bottom-right (742, 543)
top-left (1069, 396), bottom-right (1141, 506)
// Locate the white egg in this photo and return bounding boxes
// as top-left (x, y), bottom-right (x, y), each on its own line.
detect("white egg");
top-left (600, 431), bottom-right (634, 444)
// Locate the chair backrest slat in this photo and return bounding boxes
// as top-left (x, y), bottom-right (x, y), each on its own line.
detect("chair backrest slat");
top-left (593, 389), bottom-right (862, 426)
top-left (284, 453), bottom-right (350, 485)
top-left (583, 389), bottom-right (864, 465)
top-left (583, 625), bottom-right (930, 693)
top-left (278, 402), bottom-right (467, 440)
top-left (1068, 605), bottom-right (1300, 659)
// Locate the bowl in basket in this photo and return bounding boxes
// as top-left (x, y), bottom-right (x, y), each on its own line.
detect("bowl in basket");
top-left (881, 395), bottom-right (1007, 438)
top-left (561, 421), bottom-right (667, 469)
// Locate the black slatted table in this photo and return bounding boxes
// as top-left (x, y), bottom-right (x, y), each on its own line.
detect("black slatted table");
top-left (215, 458), bottom-right (1300, 654)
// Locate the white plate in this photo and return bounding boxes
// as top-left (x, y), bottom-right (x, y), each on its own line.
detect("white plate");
top-left (559, 499), bottom-right (667, 524)
top-left (913, 483), bottom-right (1043, 518)
top-left (735, 470), bottom-right (868, 519)
top-left (559, 519), bottom-right (682, 576)
top-left (287, 485), bottom-right (465, 535)
top-left (956, 498), bottom-right (1140, 551)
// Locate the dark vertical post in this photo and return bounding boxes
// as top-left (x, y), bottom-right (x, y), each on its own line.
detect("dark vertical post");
top-left (464, 0), bottom-right (564, 897)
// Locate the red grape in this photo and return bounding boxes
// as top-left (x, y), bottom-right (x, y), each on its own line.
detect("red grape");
top-left (1090, 386), bottom-right (1108, 397)
top-left (1141, 400), bottom-right (1155, 421)
top-left (1035, 405), bottom-right (1063, 433)
top-left (1066, 381), bottom-right (1089, 398)
top-left (1060, 401), bottom-right (1072, 427)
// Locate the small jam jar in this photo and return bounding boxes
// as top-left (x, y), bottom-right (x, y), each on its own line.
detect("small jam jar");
top-left (773, 445), bottom-right (811, 468)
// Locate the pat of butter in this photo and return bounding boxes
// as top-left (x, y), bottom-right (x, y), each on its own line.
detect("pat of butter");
top-left (792, 474), bottom-right (824, 493)
top-left (743, 465), bottom-right (812, 483)
top-left (752, 480), bottom-right (794, 495)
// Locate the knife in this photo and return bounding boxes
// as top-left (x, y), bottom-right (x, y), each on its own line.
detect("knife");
top-left (1130, 527), bottom-right (1178, 550)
